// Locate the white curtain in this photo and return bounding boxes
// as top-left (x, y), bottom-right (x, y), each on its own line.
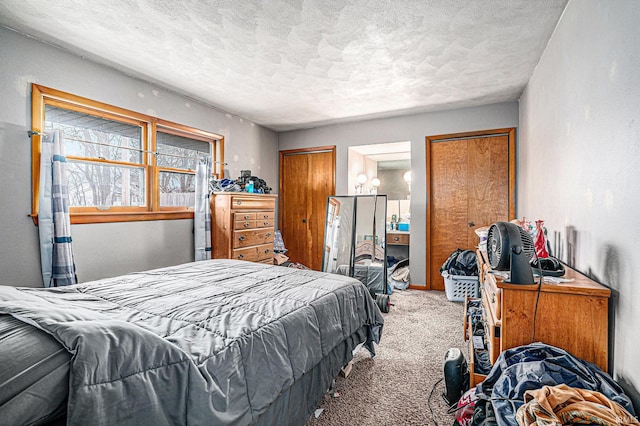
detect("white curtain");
top-left (194, 156), bottom-right (212, 261)
top-left (38, 130), bottom-right (77, 287)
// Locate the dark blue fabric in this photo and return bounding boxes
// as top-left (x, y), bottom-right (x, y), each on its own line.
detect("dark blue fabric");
top-left (476, 343), bottom-right (635, 426)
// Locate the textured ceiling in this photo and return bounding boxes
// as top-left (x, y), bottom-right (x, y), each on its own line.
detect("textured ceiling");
top-left (0, 0), bottom-right (567, 132)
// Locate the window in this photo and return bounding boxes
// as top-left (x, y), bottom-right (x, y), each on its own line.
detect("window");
top-left (31, 84), bottom-right (224, 224)
top-left (45, 105), bottom-right (147, 210)
top-left (156, 127), bottom-right (211, 209)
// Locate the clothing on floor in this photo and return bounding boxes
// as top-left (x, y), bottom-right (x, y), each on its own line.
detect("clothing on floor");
top-left (516, 384), bottom-right (640, 426)
top-left (474, 343), bottom-right (635, 426)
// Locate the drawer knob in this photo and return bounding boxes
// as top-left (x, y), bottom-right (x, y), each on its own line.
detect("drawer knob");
top-left (394, 236), bottom-right (399, 241)
top-left (264, 249), bottom-right (270, 254)
top-left (264, 221), bottom-right (269, 226)
top-left (237, 254), bottom-right (244, 259)
top-left (263, 215), bottom-right (268, 218)
top-left (244, 215), bottom-right (250, 219)
top-left (244, 222), bottom-right (250, 227)
top-left (237, 200), bottom-right (242, 205)
top-left (239, 236), bottom-right (246, 241)
top-left (266, 232), bottom-right (272, 237)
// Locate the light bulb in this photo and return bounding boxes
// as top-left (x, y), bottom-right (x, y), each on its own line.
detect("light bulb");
top-left (356, 173), bottom-right (368, 185)
top-left (403, 171), bottom-right (412, 184)
top-left (371, 177), bottom-right (380, 187)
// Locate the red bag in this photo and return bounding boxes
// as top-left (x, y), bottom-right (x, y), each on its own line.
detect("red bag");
top-left (534, 220), bottom-right (549, 258)
top-left (454, 387), bottom-right (478, 426)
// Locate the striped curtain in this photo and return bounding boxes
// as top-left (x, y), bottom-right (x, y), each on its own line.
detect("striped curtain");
top-left (38, 130), bottom-right (77, 287)
top-left (194, 156), bottom-right (212, 261)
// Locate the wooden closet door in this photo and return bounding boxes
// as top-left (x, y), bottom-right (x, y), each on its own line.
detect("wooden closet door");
top-left (427, 129), bottom-right (515, 290)
top-left (279, 147), bottom-right (335, 270)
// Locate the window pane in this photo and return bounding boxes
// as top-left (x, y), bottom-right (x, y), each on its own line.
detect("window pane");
top-left (45, 105), bottom-right (143, 163)
top-left (156, 131), bottom-right (210, 170)
top-left (159, 171), bottom-right (195, 207)
top-left (66, 161), bottom-right (145, 207)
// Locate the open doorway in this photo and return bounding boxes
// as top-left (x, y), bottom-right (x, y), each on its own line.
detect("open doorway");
top-left (348, 142), bottom-right (411, 288)
top-left (348, 141), bottom-right (411, 224)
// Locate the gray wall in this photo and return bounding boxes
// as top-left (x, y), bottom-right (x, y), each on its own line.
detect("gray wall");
top-left (0, 27), bottom-right (278, 287)
top-left (518, 0), bottom-right (640, 406)
top-left (279, 102), bottom-right (519, 286)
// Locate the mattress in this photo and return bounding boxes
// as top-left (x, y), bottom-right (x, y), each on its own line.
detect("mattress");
top-left (336, 263), bottom-right (385, 294)
top-left (0, 259), bottom-right (383, 425)
top-left (0, 315), bottom-right (70, 425)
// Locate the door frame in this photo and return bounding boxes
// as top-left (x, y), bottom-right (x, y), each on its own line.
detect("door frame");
top-left (278, 146), bottom-right (336, 267)
top-left (425, 128), bottom-right (516, 290)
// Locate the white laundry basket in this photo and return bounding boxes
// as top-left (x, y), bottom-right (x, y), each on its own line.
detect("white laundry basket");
top-left (442, 271), bottom-right (479, 302)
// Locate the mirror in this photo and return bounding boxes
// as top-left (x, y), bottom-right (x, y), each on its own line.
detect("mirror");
top-left (376, 159), bottom-right (411, 225)
top-left (376, 159), bottom-right (411, 201)
top-left (348, 142), bottom-right (411, 227)
top-left (323, 197), bottom-right (354, 274)
top-left (322, 195), bottom-right (388, 295)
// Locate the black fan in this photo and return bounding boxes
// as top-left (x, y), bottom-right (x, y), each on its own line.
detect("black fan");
top-left (487, 222), bottom-right (535, 284)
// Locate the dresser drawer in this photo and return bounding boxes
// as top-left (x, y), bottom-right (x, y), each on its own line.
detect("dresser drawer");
top-left (233, 228), bottom-right (275, 248)
top-left (235, 212), bottom-right (257, 221)
top-left (256, 211), bottom-right (274, 220)
top-left (232, 244), bottom-right (274, 262)
top-left (257, 218), bottom-right (274, 228)
top-left (234, 219), bottom-right (274, 229)
top-left (387, 233), bottom-right (410, 245)
top-left (483, 273), bottom-right (501, 321)
top-left (234, 219), bottom-right (257, 230)
top-left (231, 196), bottom-right (276, 210)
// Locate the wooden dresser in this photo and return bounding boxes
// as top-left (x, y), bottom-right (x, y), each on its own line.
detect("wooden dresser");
top-left (386, 231), bottom-right (410, 246)
top-left (387, 230), bottom-right (410, 261)
top-left (467, 249), bottom-right (610, 386)
top-left (210, 193), bottom-right (278, 264)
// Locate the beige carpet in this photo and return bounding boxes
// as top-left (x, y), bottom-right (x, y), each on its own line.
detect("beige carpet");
top-left (306, 289), bottom-right (466, 426)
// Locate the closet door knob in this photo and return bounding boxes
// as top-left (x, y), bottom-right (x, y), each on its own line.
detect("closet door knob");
top-left (302, 218), bottom-right (307, 223)
top-left (468, 221), bottom-right (475, 227)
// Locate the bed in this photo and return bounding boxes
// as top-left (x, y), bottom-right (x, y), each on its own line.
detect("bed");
top-left (335, 263), bottom-right (386, 294)
top-left (0, 259), bottom-right (384, 425)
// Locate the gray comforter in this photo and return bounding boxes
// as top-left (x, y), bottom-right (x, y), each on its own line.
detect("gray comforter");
top-left (0, 260), bottom-right (383, 425)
